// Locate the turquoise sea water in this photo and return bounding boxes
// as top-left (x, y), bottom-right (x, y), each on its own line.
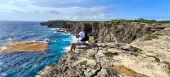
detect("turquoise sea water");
top-left (0, 21), bottom-right (75, 77)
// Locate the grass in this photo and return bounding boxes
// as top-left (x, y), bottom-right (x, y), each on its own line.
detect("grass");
top-left (147, 55), bottom-right (161, 63)
top-left (80, 61), bottom-right (87, 66)
top-left (144, 34), bottom-right (159, 40)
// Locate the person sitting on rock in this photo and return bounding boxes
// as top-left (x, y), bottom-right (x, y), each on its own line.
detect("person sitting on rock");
top-left (68, 30), bottom-right (89, 52)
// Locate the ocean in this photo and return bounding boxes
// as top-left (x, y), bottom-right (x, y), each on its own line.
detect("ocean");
top-left (0, 21), bottom-right (76, 77)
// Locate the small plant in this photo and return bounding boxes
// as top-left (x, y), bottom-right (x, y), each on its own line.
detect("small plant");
top-left (144, 34), bottom-right (159, 40)
top-left (80, 61), bottom-right (87, 66)
top-left (104, 52), bottom-right (119, 57)
top-left (147, 55), bottom-right (160, 63)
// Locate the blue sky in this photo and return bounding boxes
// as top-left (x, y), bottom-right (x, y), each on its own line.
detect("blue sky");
top-left (0, 0), bottom-right (169, 21)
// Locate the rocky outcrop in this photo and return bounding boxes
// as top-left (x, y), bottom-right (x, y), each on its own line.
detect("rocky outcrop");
top-left (98, 22), bottom-right (152, 43)
top-left (0, 41), bottom-right (48, 54)
top-left (37, 34), bottom-right (170, 77)
top-left (37, 21), bottom-right (170, 77)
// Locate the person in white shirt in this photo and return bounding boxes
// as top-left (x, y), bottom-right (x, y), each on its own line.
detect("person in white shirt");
top-left (68, 31), bottom-right (86, 52)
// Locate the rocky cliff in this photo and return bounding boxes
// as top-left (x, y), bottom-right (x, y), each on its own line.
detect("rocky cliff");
top-left (41, 21), bottom-right (165, 43)
top-left (37, 21), bottom-right (170, 77)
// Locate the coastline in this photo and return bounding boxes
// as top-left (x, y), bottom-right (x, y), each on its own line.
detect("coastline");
top-left (0, 21), bottom-right (77, 77)
top-left (42, 26), bottom-right (76, 53)
top-left (37, 21), bottom-right (170, 77)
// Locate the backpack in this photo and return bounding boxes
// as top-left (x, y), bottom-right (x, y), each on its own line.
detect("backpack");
top-left (81, 31), bottom-right (89, 41)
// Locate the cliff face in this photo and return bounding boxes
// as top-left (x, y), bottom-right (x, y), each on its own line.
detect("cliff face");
top-left (98, 22), bottom-right (152, 43)
top-left (41, 21), bottom-right (161, 43)
top-left (37, 25), bottom-right (170, 77)
top-left (41, 21), bottom-right (100, 35)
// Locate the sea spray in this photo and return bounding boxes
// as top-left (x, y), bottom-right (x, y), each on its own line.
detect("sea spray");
top-left (62, 34), bottom-right (77, 52)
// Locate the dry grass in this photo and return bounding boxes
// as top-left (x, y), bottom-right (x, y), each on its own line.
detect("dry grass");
top-left (144, 34), bottom-right (159, 40)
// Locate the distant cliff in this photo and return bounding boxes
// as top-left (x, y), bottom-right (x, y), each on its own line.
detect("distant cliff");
top-left (40, 21), bottom-right (100, 35)
top-left (40, 20), bottom-right (165, 43)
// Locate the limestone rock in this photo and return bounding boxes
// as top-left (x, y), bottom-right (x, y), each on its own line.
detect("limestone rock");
top-left (37, 21), bottom-right (170, 77)
top-left (37, 40), bottom-right (170, 77)
top-left (41, 21), bottom-right (162, 43)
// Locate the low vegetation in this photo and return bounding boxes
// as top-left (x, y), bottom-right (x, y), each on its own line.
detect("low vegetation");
top-left (130, 46), bottom-right (142, 52)
top-left (80, 61), bottom-right (87, 66)
top-left (112, 18), bottom-right (157, 24)
top-left (158, 21), bottom-right (170, 24)
top-left (112, 18), bottom-right (170, 24)
top-left (144, 34), bottom-right (159, 40)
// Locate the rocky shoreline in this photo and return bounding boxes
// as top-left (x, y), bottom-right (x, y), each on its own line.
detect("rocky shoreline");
top-left (37, 21), bottom-right (170, 77)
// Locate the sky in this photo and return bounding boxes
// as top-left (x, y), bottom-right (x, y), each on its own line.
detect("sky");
top-left (0, 0), bottom-right (170, 21)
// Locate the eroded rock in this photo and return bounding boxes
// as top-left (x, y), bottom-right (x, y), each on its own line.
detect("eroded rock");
top-left (37, 38), bottom-right (170, 77)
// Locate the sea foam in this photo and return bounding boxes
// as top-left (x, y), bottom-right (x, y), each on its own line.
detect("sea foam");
top-left (62, 34), bottom-right (77, 52)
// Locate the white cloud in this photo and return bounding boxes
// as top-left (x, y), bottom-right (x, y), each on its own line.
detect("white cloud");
top-left (37, 0), bottom-right (86, 4)
top-left (0, 0), bottom-right (112, 21)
